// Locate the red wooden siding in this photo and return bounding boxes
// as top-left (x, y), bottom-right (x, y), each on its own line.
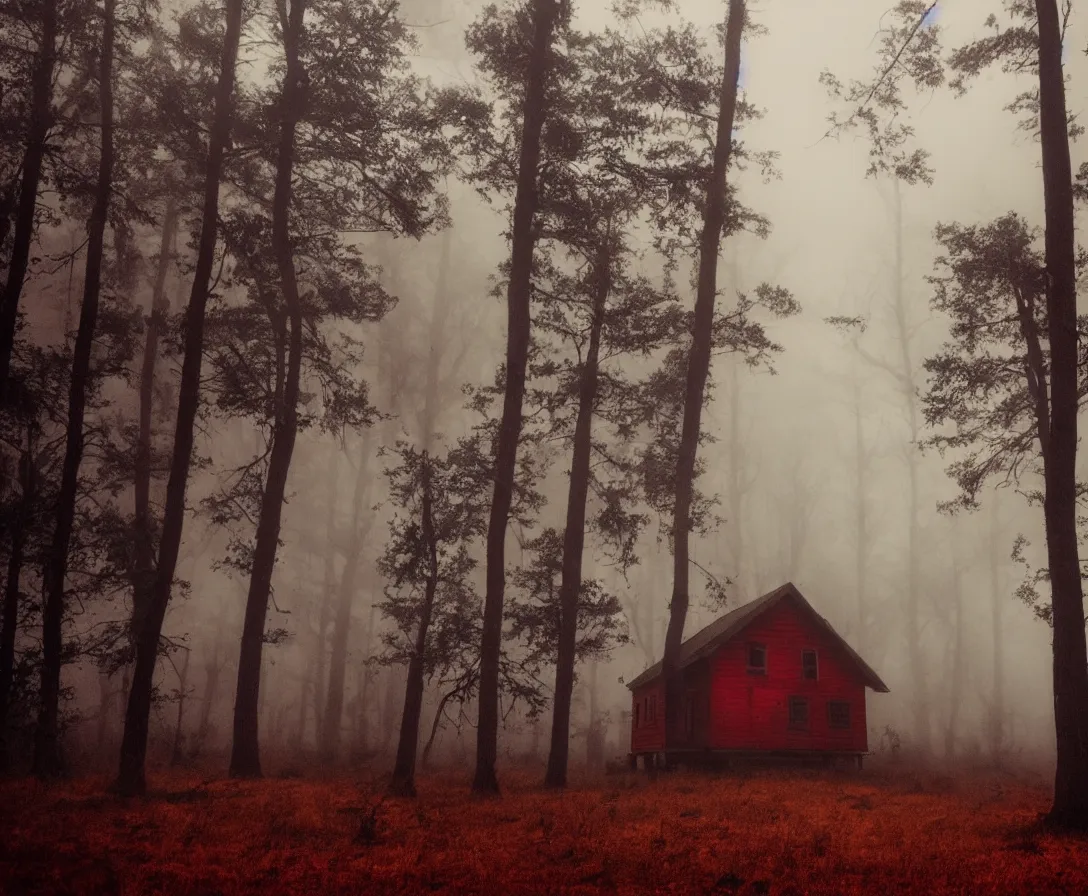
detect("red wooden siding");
top-left (707, 600), bottom-right (868, 752)
top-left (631, 660), bottom-right (715, 753)
top-left (630, 680), bottom-right (665, 752)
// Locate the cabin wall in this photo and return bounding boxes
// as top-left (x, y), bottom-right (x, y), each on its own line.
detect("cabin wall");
top-left (630, 680), bottom-right (665, 753)
top-left (709, 601), bottom-right (869, 753)
top-left (667, 660), bottom-right (712, 750)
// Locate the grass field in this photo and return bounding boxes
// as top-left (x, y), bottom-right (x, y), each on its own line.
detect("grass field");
top-left (2, 764), bottom-right (1086, 895)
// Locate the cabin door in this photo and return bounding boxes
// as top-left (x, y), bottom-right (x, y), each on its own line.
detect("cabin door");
top-left (680, 687), bottom-right (707, 747)
top-left (667, 661), bottom-right (710, 750)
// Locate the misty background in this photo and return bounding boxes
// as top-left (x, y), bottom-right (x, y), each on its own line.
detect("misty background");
top-left (7, 0), bottom-right (1085, 775)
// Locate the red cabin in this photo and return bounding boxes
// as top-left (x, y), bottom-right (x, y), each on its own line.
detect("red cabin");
top-left (627, 583), bottom-right (889, 767)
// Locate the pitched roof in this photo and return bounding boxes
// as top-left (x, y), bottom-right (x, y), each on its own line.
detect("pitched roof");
top-left (625, 582), bottom-right (890, 693)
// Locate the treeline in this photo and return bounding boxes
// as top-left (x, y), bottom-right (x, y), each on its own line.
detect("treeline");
top-left (0, 0), bottom-right (794, 799)
top-left (1, 0), bottom-right (1087, 832)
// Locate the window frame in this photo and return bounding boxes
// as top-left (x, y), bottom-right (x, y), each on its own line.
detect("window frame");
top-left (747, 642), bottom-right (768, 676)
top-left (801, 648), bottom-right (819, 681)
top-left (788, 695), bottom-right (810, 730)
top-left (828, 700), bottom-right (851, 730)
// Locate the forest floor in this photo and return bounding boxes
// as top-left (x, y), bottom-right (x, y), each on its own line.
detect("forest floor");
top-left (2, 763), bottom-right (1086, 895)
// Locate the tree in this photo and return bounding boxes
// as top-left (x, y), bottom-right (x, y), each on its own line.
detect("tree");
top-left (462, 0), bottom-right (569, 797)
top-left (0, 320), bottom-right (137, 772)
top-left (318, 433), bottom-right (376, 762)
top-left (34, 0), bottom-right (117, 778)
top-left (519, 17), bottom-right (712, 787)
top-left (1030, 0), bottom-right (1088, 828)
top-left (385, 450), bottom-right (439, 795)
top-left (941, 516), bottom-right (969, 759)
top-left (0, 350), bottom-right (64, 770)
top-left (129, 190), bottom-right (180, 670)
top-left (839, 0), bottom-right (1088, 824)
top-left (196, 0), bottom-right (448, 775)
top-left (227, 0), bottom-right (308, 780)
top-left (116, 0), bottom-right (246, 798)
top-left (381, 440), bottom-right (489, 796)
top-left (0, 0), bottom-right (59, 400)
top-left (539, 231), bottom-right (635, 789)
top-left (821, 0), bottom-right (948, 752)
top-left (506, 527), bottom-right (627, 704)
top-left (987, 487), bottom-right (1008, 761)
top-left (824, 312), bottom-right (885, 654)
top-left (378, 372), bottom-right (550, 782)
top-left (921, 210), bottom-right (1088, 815)
top-left (662, 0), bottom-right (745, 749)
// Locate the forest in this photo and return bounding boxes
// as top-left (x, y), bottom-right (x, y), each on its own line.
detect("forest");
top-left (2, 0), bottom-right (1088, 892)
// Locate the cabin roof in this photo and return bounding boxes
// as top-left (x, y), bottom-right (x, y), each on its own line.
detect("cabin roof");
top-left (625, 582), bottom-right (890, 693)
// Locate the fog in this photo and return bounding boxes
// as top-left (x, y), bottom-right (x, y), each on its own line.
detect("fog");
top-left (4, 0), bottom-right (1086, 781)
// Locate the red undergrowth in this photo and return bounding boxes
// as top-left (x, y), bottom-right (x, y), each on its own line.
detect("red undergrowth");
top-left (2, 766), bottom-right (1085, 895)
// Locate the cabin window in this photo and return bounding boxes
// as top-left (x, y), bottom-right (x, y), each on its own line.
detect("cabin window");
top-left (649, 694), bottom-right (657, 722)
top-left (634, 703), bottom-right (640, 729)
top-left (747, 643), bottom-right (767, 675)
top-left (801, 649), bottom-right (819, 681)
top-left (828, 700), bottom-right (851, 730)
top-left (788, 696), bottom-right (809, 730)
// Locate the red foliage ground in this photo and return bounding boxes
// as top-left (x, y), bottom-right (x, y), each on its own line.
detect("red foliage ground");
top-left (2, 766), bottom-right (1086, 895)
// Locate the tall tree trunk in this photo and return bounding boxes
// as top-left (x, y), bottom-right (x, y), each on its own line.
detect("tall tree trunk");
top-left (389, 455), bottom-right (439, 796)
top-left (419, 226), bottom-right (452, 451)
top-left (381, 667), bottom-right (398, 754)
top-left (0, 445), bottom-right (30, 772)
top-left (945, 542), bottom-right (965, 759)
top-left (320, 439), bottom-right (370, 762)
top-left (662, 0), bottom-right (744, 753)
top-left (888, 180), bottom-right (930, 754)
top-left (422, 685), bottom-right (461, 767)
top-left (0, 182), bottom-right (16, 256)
top-left (131, 199), bottom-right (179, 639)
top-left (853, 369), bottom-right (868, 655)
top-left (725, 369), bottom-right (747, 594)
top-left (95, 672), bottom-right (114, 754)
top-left (386, 222), bottom-right (453, 791)
top-left (34, 0), bottom-right (115, 777)
top-left (192, 639), bottom-right (222, 758)
top-left (294, 650), bottom-right (312, 751)
top-left (120, 664), bottom-right (131, 720)
top-left (903, 365), bottom-right (928, 753)
top-left (586, 660), bottom-right (602, 770)
top-left (0, 0), bottom-right (58, 400)
top-left (989, 492), bottom-right (1005, 762)
top-left (473, 0), bottom-right (563, 796)
top-left (313, 447), bottom-right (339, 742)
top-left (116, 0), bottom-right (245, 797)
top-left (229, 0), bottom-right (307, 780)
top-left (544, 240), bottom-right (609, 789)
top-left (170, 648), bottom-right (191, 766)
top-left (1035, 0), bottom-right (1088, 829)
top-left (354, 661), bottom-right (369, 755)
top-left (722, 249), bottom-right (748, 598)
